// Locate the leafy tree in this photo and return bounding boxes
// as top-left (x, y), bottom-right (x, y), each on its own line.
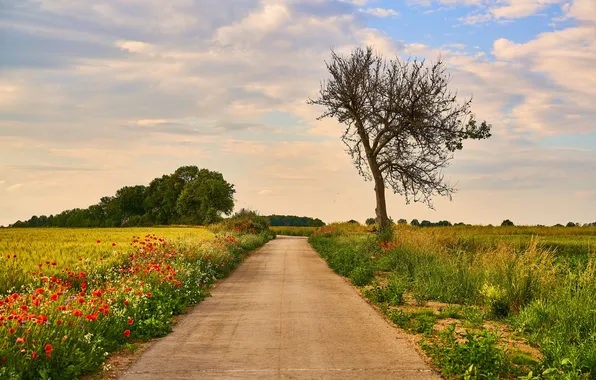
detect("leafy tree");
top-left (365, 217), bottom-right (376, 226)
top-left (420, 220), bottom-right (431, 227)
top-left (176, 169), bottom-right (235, 225)
top-left (566, 222), bottom-right (577, 227)
top-left (410, 219), bottom-right (420, 227)
top-left (397, 218), bottom-right (408, 225)
top-left (501, 219), bottom-right (514, 227)
top-left (308, 46), bottom-right (491, 231)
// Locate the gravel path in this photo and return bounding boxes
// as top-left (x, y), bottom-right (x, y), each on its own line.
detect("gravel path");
top-left (118, 236), bottom-right (440, 379)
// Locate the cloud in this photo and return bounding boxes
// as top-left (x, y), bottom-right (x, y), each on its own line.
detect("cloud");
top-left (6, 183), bottom-right (24, 192)
top-left (359, 8), bottom-right (400, 18)
top-left (0, 0), bottom-right (594, 226)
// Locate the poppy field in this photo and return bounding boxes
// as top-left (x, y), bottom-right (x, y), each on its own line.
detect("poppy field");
top-left (0, 227), bottom-right (272, 379)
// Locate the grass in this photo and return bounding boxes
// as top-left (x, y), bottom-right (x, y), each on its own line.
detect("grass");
top-left (269, 226), bottom-right (317, 236)
top-left (309, 223), bottom-right (596, 379)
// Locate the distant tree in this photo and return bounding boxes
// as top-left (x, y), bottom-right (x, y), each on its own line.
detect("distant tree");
top-left (176, 169), bottom-right (235, 225)
top-left (501, 219), bottom-right (514, 227)
top-left (566, 222), bottom-right (577, 227)
top-left (267, 215), bottom-right (325, 227)
top-left (420, 220), bottom-right (432, 227)
top-left (397, 218), bottom-right (408, 225)
top-left (553, 223), bottom-right (564, 227)
top-left (365, 217), bottom-right (376, 226)
top-left (347, 219), bottom-right (360, 224)
top-left (308, 46), bottom-right (491, 231)
top-left (410, 219), bottom-right (420, 227)
top-left (10, 165), bottom-right (236, 228)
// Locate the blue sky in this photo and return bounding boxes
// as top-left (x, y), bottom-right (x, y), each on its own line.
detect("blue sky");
top-left (0, 0), bottom-right (595, 226)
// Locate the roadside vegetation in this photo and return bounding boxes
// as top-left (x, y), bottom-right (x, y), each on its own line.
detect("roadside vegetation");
top-left (270, 226), bottom-right (317, 237)
top-left (310, 223), bottom-right (596, 379)
top-left (0, 212), bottom-right (274, 379)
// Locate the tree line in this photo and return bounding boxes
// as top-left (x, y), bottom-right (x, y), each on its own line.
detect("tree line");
top-left (267, 215), bottom-right (325, 227)
top-left (9, 166), bottom-right (235, 228)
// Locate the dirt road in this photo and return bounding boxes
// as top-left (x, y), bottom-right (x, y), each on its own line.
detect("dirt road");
top-left (118, 236), bottom-right (440, 379)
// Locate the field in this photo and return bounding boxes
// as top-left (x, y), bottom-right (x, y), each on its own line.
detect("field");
top-left (0, 227), bottom-right (273, 379)
top-left (310, 224), bottom-right (596, 379)
top-left (0, 227), bottom-right (214, 295)
top-left (270, 226), bottom-right (317, 236)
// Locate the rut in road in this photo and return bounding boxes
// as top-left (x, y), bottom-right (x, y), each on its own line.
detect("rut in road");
top-left (118, 235), bottom-right (440, 379)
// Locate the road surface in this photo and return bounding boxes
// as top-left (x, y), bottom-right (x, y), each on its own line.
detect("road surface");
top-left (118, 236), bottom-right (440, 379)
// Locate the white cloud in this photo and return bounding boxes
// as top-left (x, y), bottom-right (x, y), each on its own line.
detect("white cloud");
top-left (359, 8), bottom-right (400, 17)
top-left (6, 184), bottom-right (24, 192)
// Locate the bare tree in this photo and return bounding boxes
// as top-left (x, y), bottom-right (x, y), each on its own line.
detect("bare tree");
top-left (308, 46), bottom-right (491, 230)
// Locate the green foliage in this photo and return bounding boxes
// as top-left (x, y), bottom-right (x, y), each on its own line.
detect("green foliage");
top-left (267, 215), bottom-right (325, 227)
top-left (270, 226), bottom-right (316, 237)
top-left (365, 218), bottom-right (376, 226)
top-left (502, 219), bottom-right (515, 227)
top-left (349, 265), bottom-right (374, 286)
top-left (176, 169), bottom-right (235, 225)
top-left (364, 275), bottom-right (406, 306)
top-left (421, 325), bottom-right (520, 379)
top-left (209, 209), bottom-right (272, 236)
top-left (10, 166), bottom-right (235, 228)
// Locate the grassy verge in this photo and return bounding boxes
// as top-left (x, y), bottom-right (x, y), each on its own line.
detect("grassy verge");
top-left (309, 223), bottom-right (595, 379)
top-left (0, 230), bottom-right (273, 379)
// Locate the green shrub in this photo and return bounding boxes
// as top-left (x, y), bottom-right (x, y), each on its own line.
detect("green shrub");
top-left (209, 208), bottom-right (271, 235)
top-left (421, 325), bottom-right (520, 379)
top-left (350, 265), bottom-right (374, 286)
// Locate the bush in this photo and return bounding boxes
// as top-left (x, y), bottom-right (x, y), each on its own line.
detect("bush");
top-left (209, 208), bottom-right (271, 235)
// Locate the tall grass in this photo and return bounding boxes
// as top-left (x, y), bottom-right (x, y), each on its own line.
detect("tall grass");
top-left (309, 223), bottom-right (596, 378)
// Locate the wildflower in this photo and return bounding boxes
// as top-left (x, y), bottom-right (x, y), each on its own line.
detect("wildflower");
top-left (123, 329), bottom-right (131, 337)
top-left (128, 318), bottom-right (134, 325)
top-left (56, 320), bottom-right (62, 325)
top-left (16, 337), bottom-right (25, 344)
top-left (31, 351), bottom-right (37, 359)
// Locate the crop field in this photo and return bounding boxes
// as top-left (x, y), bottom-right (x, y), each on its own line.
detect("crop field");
top-left (0, 227), bottom-right (214, 295)
top-left (270, 226), bottom-right (317, 237)
top-left (310, 224), bottom-right (596, 379)
top-left (0, 227), bottom-right (272, 379)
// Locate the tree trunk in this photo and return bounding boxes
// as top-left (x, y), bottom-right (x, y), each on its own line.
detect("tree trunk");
top-left (372, 168), bottom-right (389, 230)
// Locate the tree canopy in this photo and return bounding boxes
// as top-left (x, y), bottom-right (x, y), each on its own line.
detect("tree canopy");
top-left (308, 46), bottom-right (491, 230)
top-left (267, 215), bottom-right (325, 227)
top-left (10, 166), bottom-right (235, 227)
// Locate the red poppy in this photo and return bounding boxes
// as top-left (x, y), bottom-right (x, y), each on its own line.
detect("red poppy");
top-left (96, 240), bottom-right (101, 243)
top-left (8, 328), bottom-right (15, 334)
top-left (128, 318), bottom-right (134, 325)
top-left (16, 337), bottom-right (25, 344)
top-left (123, 329), bottom-right (131, 337)
top-left (31, 351), bottom-right (37, 359)
top-left (45, 344), bottom-right (53, 354)
top-left (56, 320), bottom-right (63, 325)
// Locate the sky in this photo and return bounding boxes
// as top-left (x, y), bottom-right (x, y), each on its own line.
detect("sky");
top-left (1, 0), bottom-right (595, 227)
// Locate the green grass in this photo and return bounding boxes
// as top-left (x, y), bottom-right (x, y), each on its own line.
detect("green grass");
top-left (270, 226), bottom-right (317, 236)
top-left (309, 223), bottom-right (596, 379)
